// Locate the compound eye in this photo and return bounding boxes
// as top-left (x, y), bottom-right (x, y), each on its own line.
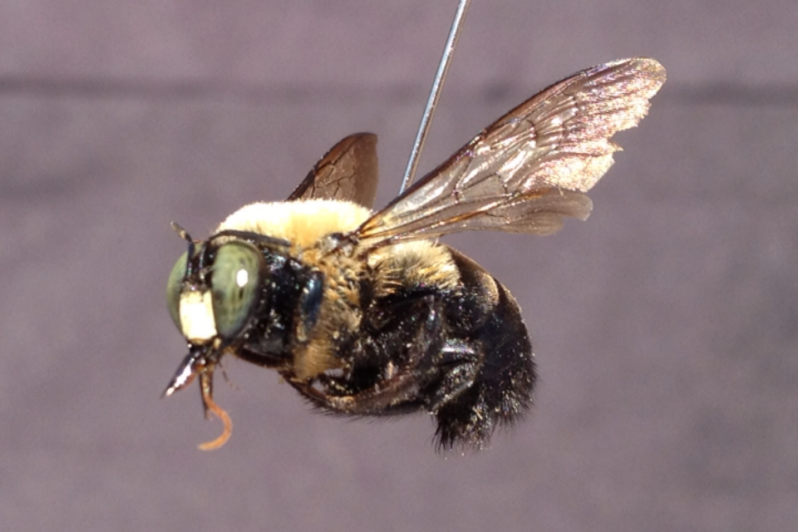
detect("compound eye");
top-left (166, 251), bottom-right (189, 330)
top-left (211, 242), bottom-right (263, 338)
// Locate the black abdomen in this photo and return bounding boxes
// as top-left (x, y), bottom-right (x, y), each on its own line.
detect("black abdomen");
top-left (434, 248), bottom-right (536, 449)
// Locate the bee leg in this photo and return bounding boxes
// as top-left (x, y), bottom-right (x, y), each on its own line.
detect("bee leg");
top-left (431, 383), bottom-right (494, 451)
top-left (384, 297), bottom-right (490, 448)
top-left (425, 342), bottom-right (480, 413)
top-left (294, 294), bottom-right (446, 415)
top-left (422, 342), bottom-right (496, 451)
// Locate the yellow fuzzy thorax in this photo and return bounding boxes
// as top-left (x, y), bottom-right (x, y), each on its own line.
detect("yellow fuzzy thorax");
top-left (215, 199), bottom-right (373, 249)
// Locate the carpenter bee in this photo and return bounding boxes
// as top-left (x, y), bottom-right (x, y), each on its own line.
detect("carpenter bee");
top-left (164, 58), bottom-right (666, 451)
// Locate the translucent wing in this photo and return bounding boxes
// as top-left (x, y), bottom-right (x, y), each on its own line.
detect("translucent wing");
top-left (288, 133), bottom-right (379, 209)
top-left (356, 58), bottom-right (665, 247)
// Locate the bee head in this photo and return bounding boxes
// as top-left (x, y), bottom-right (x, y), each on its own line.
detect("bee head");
top-left (166, 223), bottom-right (268, 350)
top-left (164, 223), bottom-right (313, 402)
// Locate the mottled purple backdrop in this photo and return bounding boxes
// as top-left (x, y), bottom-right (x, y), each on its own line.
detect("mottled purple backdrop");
top-left (1, 2), bottom-right (795, 531)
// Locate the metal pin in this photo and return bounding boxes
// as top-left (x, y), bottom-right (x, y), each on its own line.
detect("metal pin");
top-left (399, 0), bottom-right (472, 195)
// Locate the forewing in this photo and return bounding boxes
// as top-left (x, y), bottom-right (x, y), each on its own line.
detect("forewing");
top-left (356, 58), bottom-right (665, 246)
top-left (288, 133), bottom-right (379, 209)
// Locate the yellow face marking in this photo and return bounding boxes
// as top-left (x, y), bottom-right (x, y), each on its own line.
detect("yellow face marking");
top-left (179, 290), bottom-right (217, 343)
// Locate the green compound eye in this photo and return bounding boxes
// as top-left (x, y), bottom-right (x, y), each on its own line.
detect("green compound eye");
top-left (211, 242), bottom-right (263, 338)
top-left (166, 251), bottom-right (188, 330)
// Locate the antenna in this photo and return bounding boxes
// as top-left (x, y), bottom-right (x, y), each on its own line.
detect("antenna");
top-left (399, 0), bottom-right (472, 194)
top-left (170, 221), bottom-right (193, 243)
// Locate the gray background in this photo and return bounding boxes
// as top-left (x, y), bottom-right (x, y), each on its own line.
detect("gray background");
top-left (1, 1), bottom-right (796, 531)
